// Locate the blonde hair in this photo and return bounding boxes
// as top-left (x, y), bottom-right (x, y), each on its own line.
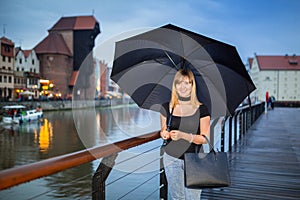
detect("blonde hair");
top-left (170, 69), bottom-right (201, 109)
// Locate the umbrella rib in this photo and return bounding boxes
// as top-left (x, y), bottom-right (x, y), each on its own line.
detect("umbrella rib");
top-left (164, 50), bottom-right (180, 70)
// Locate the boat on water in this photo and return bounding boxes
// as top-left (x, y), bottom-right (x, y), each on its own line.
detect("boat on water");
top-left (2, 105), bottom-right (43, 124)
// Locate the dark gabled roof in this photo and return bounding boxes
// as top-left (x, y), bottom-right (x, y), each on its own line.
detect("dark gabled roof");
top-left (34, 32), bottom-right (72, 56)
top-left (15, 47), bottom-right (22, 56)
top-left (49, 15), bottom-right (98, 31)
top-left (256, 55), bottom-right (300, 70)
top-left (0, 37), bottom-right (14, 45)
top-left (15, 48), bottom-right (32, 58)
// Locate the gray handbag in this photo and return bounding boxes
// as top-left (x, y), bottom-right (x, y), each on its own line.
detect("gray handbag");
top-left (184, 135), bottom-right (231, 189)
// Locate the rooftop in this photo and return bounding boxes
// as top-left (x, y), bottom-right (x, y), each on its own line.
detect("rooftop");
top-left (255, 55), bottom-right (300, 70)
top-left (49, 15), bottom-right (99, 31)
top-left (34, 32), bottom-right (72, 56)
top-left (0, 37), bottom-right (14, 46)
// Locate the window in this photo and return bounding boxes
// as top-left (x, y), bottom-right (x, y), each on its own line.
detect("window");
top-left (264, 76), bottom-right (271, 81)
top-left (8, 76), bottom-right (11, 83)
top-left (0, 76), bottom-right (2, 82)
top-left (288, 59), bottom-right (298, 65)
top-left (2, 56), bottom-right (5, 62)
top-left (4, 76), bottom-right (7, 83)
top-left (8, 57), bottom-right (11, 63)
top-left (4, 46), bottom-right (10, 53)
top-left (17, 67), bottom-right (19, 71)
top-left (19, 58), bottom-right (22, 64)
top-left (32, 59), bottom-right (35, 65)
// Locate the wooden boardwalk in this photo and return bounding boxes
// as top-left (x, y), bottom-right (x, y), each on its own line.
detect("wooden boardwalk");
top-left (202, 107), bottom-right (300, 200)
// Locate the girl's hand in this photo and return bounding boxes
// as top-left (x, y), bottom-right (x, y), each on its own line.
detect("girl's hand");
top-left (170, 130), bottom-right (182, 141)
top-left (161, 130), bottom-right (170, 140)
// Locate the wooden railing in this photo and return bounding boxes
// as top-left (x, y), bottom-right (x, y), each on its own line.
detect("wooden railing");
top-left (0, 131), bottom-right (160, 190)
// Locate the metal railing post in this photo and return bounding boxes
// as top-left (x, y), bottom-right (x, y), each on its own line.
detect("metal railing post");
top-left (234, 112), bottom-right (239, 146)
top-left (92, 153), bottom-right (118, 200)
top-left (221, 117), bottom-right (227, 152)
top-left (160, 142), bottom-right (168, 200)
top-left (244, 110), bottom-right (246, 134)
top-left (210, 118), bottom-right (219, 149)
top-left (247, 109), bottom-right (251, 130)
top-left (239, 111), bottom-right (243, 137)
top-left (228, 116), bottom-right (233, 151)
top-left (246, 110), bottom-right (250, 131)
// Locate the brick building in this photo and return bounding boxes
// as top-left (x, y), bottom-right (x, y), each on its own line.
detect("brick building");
top-left (34, 15), bottom-right (100, 99)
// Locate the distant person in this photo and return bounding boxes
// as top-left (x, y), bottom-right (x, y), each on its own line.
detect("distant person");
top-left (270, 96), bottom-right (275, 109)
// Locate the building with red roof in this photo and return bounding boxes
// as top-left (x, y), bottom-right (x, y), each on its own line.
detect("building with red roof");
top-left (249, 54), bottom-right (300, 102)
top-left (14, 48), bottom-right (40, 100)
top-left (35, 15), bottom-right (100, 99)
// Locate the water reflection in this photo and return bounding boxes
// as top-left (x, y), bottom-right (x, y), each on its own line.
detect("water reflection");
top-left (0, 111), bottom-right (85, 170)
top-left (37, 119), bottom-right (53, 153)
top-left (74, 104), bottom-right (160, 150)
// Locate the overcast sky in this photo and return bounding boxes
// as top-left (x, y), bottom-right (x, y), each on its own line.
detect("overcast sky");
top-left (1, 0), bottom-right (299, 64)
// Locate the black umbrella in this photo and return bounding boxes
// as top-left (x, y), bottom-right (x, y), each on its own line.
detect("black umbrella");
top-left (111, 24), bottom-right (255, 118)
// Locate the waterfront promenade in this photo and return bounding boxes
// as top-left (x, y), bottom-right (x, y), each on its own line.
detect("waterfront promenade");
top-left (202, 107), bottom-right (300, 199)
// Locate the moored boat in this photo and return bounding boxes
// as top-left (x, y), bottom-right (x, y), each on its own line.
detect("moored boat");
top-left (2, 105), bottom-right (43, 124)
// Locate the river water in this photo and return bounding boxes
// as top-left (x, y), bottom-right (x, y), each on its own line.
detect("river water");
top-left (0, 104), bottom-right (161, 199)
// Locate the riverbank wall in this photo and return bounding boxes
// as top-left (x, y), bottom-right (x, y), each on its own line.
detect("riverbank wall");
top-left (0, 99), bottom-right (130, 112)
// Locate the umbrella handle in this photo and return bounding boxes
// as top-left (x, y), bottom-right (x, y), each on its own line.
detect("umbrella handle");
top-left (166, 108), bottom-right (174, 131)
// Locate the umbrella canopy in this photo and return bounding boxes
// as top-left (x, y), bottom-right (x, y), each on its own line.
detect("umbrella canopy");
top-left (111, 24), bottom-right (256, 118)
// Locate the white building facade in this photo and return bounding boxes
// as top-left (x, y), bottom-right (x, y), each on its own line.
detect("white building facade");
top-left (249, 55), bottom-right (300, 102)
top-left (14, 49), bottom-right (40, 99)
top-left (15, 49), bottom-right (40, 74)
